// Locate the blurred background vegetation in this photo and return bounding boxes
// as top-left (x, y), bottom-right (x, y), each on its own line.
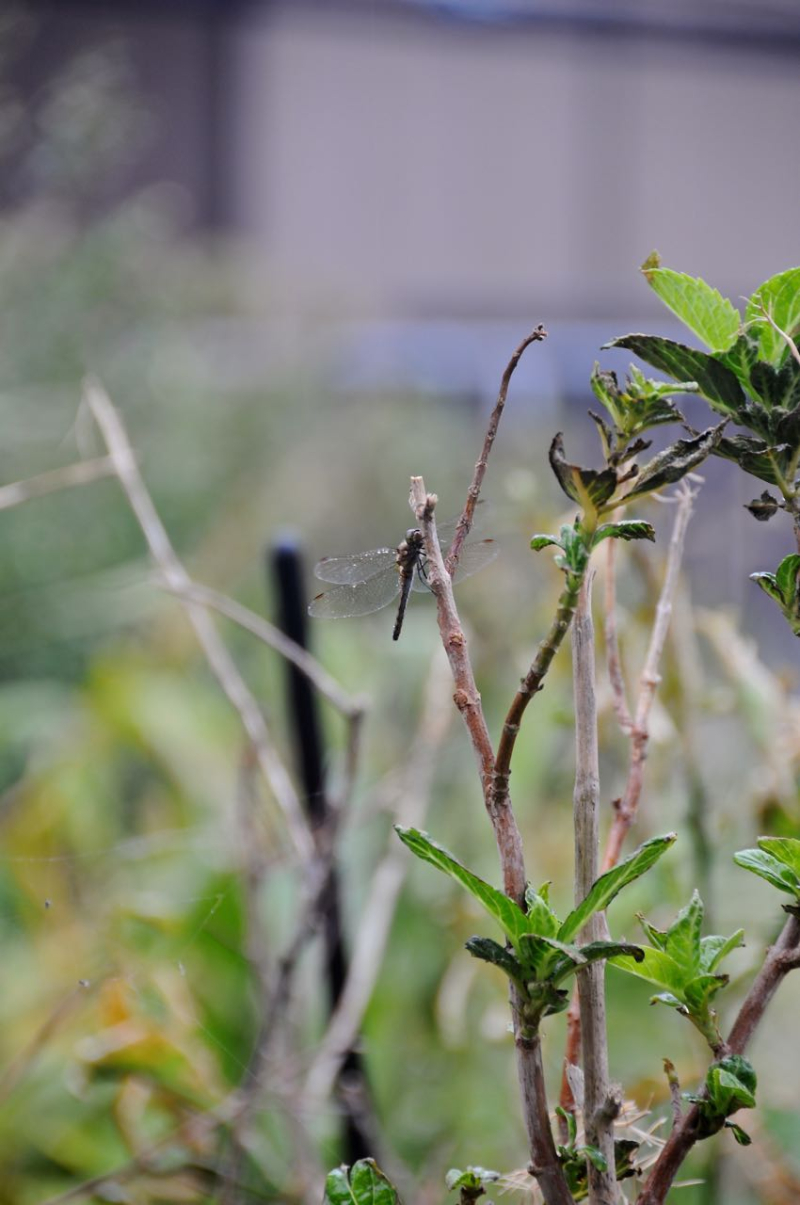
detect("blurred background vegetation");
top-left (1, 4), bottom-right (800, 1202)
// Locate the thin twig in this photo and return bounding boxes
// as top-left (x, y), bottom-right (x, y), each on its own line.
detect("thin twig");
top-left (409, 477), bottom-right (573, 1205)
top-left (602, 481), bottom-right (697, 872)
top-left (0, 456), bottom-right (114, 511)
top-left (571, 575), bottom-right (617, 1205)
top-left (494, 568), bottom-right (585, 816)
top-left (753, 300), bottom-right (800, 368)
top-left (409, 476), bottom-right (525, 900)
top-left (603, 531), bottom-right (633, 734)
top-left (304, 649), bottom-right (454, 1108)
top-left (83, 378), bottom-right (314, 867)
top-left (445, 325), bottom-right (547, 577)
top-left (161, 580), bottom-right (363, 720)
top-left (637, 913), bottom-right (800, 1205)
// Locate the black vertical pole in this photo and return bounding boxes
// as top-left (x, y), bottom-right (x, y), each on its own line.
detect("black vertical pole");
top-left (269, 536), bottom-right (371, 1163)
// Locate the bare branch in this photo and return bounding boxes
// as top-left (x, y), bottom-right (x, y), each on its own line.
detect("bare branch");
top-left (572, 575), bottom-right (617, 1205)
top-left (637, 913), bottom-right (800, 1205)
top-left (83, 377), bottom-right (314, 867)
top-left (445, 325), bottom-right (547, 576)
top-left (602, 481), bottom-right (697, 872)
top-left (603, 532), bottom-right (633, 734)
top-left (408, 475), bottom-right (525, 900)
top-left (0, 456), bottom-right (114, 511)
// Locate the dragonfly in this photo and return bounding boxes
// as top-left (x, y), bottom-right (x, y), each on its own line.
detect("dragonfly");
top-left (308, 517), bottom-right (498, 641)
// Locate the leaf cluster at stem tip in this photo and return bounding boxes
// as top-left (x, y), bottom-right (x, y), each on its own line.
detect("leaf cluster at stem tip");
top-left (395, 826), bottom-right (675, 1028)
top-left (610, 890), bottom-right (744, 1051)
top-left (734, 836), bottom-right (800, 907)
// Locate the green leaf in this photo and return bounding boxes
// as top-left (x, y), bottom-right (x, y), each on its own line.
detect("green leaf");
top-left (750, 572), bottom-right (784, 607)
top-left (641, 258), bottom-right (740, 352)
top-left (683, 972), bottom-right (728, 1013)
top-left (589, 363), bottom-right (688, 439)
top-left (776, 555), bottom-right (800, 605)
top-left (699, 930), bottom-right (745, 973)
top-left (637, 914), bottom-right (669, 951)
top-left (524, 884), bottom-right (561, 937)
top-left (580, 1145), bottom-right (609, 1174)
top-left (623, 424), bottom-right (725, 500)
top-left (734, 847), bottom-right (800, 895)
top-left (549, 433), bottom-right (618, 514)
top-left (520, 933), bottom-right (585, 980)
top-left (549, 940), bottom-right (643, 986)
top-left (707, 1057), bottom-right (757, 1113)
top-left (726, 1122), bottom-right (752, 1146)
top-left (717, 334), bottom-right (762, 390)
top-left (650, 990), bottom-right (686, 1010)
top-left (746, 267), bottom-right (800, 366)
top-left (750, 359), bottom-right (800, 411)
top-left (758, 836), bottom-right (800, 879)
top-left (558, 833), bottom-right (676, 943)
top-left (603, 334), bottom-right (746, 417)
top-left (713, 434), bottom-right (790, 486)
top-left (465, 936), bottom-right (525, 985)
top-left (531, 534), bottom-right (563, 552)
top-left (593, 521), bottom-right (656, 547)
top-left (610, 946), bottom-right (686, 995)
top-left (555, 1105), bottom-right (578, 1146)
top-left (664, 890), bottom-right (704, 974)
top-left (446, 1167), bottom-right (499, 1192)
top-left (325, 1160), bottom-right (400, 1205)
top-left (395, 827), bottom-right (533, 949)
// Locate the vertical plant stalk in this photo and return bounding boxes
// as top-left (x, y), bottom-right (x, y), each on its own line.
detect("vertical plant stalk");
top-left (637, 913), bottom-right (800, 1205)
top-left (408, 477), bottom-right (574, 1205)
top-left (494, 569), bottom-right (585, 813)
top-left (571, 576), bottom-right (617, 1205)
top-left (602, 482), bottom-right (697, 872)
top-left (561, 484), bottom-right (698, 1124)
top-left (445, 324), bottom-right (547, 576)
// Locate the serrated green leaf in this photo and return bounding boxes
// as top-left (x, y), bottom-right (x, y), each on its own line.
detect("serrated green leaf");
top-left (707, 1059), bottom-right (757, 1112)
top-left (757, 836), bottom-right (800, 880)
top-left (558, 833), bottom-right (676, 943)
top-left (395, 827), bottom-right (533, 949)
top-left (776, 555), bottom-right (800, 605)
top-left (603, 334), bottom-right (746, 416)
top-left (746, 267), bottom-right (800, 366)
top-left (325, 1160), bottom-right (400, 1205)
top-left (531, 534), bottom-right (563, 552)
top-left (465, 936), bottom-right (525, 985)
top-left (699, 930), bottom-right (745, 973)
top-left (593, 521), bottom-right (656, 547)
top-left (623, 424), bottom-right (725, 500)
top-left (683, 972), bottom-right (728, 1013)
top-left (665, 890), bottom-right (704, 974)
top-left (610, 946), bottom-right (686, 994)
top-left (549, 940), bottom-right (643, 986)
top-left (733, 847), bottom-right (800, 895)
top-left (642, 261), bottom-right (740, 352)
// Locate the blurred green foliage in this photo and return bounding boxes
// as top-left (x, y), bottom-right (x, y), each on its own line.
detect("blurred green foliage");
top-left (1, 25), bottom-right (799, 1205)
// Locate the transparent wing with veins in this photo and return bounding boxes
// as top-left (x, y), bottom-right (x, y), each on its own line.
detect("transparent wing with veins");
top-left (309, 516), bottom-right (498, 619)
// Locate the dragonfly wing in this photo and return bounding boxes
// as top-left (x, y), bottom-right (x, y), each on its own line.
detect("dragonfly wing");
top-left (452, 538), bottom-right (499, 582)
top-left (309, 568), bottom-right (401, 618)
top-left (313, 548), bottom-right (396, 585)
